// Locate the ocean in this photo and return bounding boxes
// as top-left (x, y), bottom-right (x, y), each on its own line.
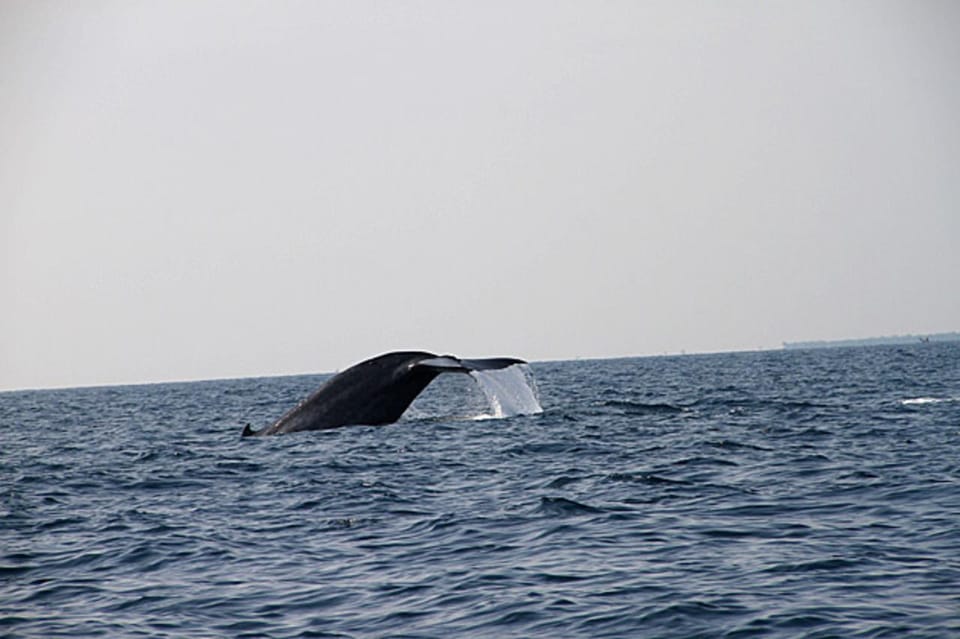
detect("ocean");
top-left (2, 343), bottom-right (959, 638)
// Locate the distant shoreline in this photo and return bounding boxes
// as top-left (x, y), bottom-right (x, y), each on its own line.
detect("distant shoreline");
top-left (783, 332), bottom-right (960, 350)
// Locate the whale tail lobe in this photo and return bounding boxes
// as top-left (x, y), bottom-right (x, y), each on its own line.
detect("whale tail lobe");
top-left (415, 356), bottom-right (526, 373)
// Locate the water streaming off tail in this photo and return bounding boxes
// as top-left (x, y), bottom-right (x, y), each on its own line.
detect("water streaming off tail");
top-left (470, 364), bottom-right (543, 419)
top-left (403, 364), bottom-right (543, 422)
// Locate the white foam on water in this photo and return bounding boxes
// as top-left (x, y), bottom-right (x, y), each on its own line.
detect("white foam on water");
top-left (901, 397), bottom-right (959, 405)
top-left (470, 364), bottom-right (543, 419)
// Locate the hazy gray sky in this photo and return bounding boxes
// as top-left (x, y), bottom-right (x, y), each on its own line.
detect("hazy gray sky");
top-left (2, 1), bottom-right (958, 390)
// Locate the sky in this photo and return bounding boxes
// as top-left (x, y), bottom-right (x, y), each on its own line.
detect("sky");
top-left (2, 1), bottom-right (958, 390)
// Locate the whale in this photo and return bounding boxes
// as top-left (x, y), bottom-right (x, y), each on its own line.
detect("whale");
top-left (242, 351), bottom-right (527, 436)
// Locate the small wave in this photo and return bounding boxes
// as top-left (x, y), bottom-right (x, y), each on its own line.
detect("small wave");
top-left (765, 557), bottom-right (863, 574)
top-left (706, 439), bottom-right (773, 452)
top-left (605, 472), bottom-right (692, 486)
top-left (506, 442), bottom-right (579, 456)
top-left (672, 455), bottom-right (739, 468)
top-left (0, 564), bottom-right (36, 578)
top-left (545, 475), bottom-right (582, 489)
top-left (536, 496), bottom-right (604, 517)
top-left (694, 398), bottom-right (837, 414)
top-left (601, 400), bottom-right (688, 414)
top-left (637, 600), bottom-right (748, 624)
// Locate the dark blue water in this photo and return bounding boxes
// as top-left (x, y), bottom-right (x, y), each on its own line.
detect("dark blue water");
top-left (3, 344), bottom-right (959, 638)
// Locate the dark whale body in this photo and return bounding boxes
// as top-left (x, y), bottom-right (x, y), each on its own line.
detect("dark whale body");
top-left (242, 351), bottom-right (526, 436)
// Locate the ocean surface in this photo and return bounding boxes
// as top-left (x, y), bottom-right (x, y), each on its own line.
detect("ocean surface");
top-left (2, 343), bottom-right (959, 638)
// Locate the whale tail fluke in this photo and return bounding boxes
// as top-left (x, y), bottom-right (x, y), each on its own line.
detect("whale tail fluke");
top-left (459, 357), bottom-right (527, 371)
top-left (415, 356), bottom-right (526, 373)
top-left (239, 351), bottom-right (530, 437)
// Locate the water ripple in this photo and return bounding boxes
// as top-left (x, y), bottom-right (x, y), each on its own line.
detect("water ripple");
top-left (3, 344), bottom-right (960, 637)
